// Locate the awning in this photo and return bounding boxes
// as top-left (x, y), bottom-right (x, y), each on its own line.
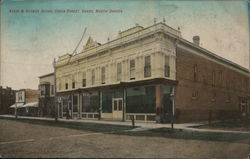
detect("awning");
top-left (9, 103), bottom-right (24, 108)
top-left (23, 102), bottom-right (38, 108)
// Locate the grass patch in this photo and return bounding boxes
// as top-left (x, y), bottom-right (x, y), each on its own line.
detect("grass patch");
top-left (0, 116), bottom-right (134, 133)
top-left (113, 127), bottom-right (250, 143)
top-left (196, 118), bottom-right (250, 131)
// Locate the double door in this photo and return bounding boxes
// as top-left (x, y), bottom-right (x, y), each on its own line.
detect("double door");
top-left (112, 98), bottom-right (123, 120)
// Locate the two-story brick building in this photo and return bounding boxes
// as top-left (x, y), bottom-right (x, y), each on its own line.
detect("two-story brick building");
top-left (0, 86), bottom-right (15, 115)
top-left (54, 22), bottom-right (249, 123)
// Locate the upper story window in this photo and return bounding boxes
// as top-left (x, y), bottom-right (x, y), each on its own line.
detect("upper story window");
top-left (65, 83), bottom-right (68, 90)
top-left (51, 85), bottom-right (54, 95)
top-left (117, 63), bottom-right (122, 81)
top-left (101, 67), bottom-right (106, 84)
top-left (40, 85), bottom-right (45, 96)
top-left (91, 69), bottom-right (95, 85)
top-left (212, 70), bottom-right (215, 87)
top-left (218, 71), bottom-right (223, 87)
top-left (59, 82), bottom-right (62, 90)
top-left (130, 60), bottom-right (135, 80)
top-left (164, 56), bottom-right (170, 77)
top-left (144, 56), bottom-right (151, 78)
top-left (82, 72), bottom-right (86, 87)
top-left (191, 90), bottom-right (198, 99)
top-left (193, 64), bottom-right (197, 81)
top-left (72, 74), bottom-right (76, 89)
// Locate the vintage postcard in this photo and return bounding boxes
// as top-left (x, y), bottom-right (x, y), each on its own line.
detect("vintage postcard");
top-left (0, 0), bottom-right (249, 158)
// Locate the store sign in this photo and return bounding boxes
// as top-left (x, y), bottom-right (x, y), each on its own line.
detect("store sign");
top-left (15, 90), bottom-right (25, 103)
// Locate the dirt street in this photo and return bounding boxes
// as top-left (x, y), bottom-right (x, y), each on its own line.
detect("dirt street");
top-left (0, 119), bottom-right (249, 158)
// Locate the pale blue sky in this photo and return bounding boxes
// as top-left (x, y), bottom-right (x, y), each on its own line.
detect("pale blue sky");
top-left (1, 0), bottom-right (249, 89)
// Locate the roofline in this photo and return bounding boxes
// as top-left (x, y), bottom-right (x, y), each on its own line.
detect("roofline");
top-left (39, 73), bottom-right (54, 79)
top-left (178, 38), bottom-right (249, 74)
top-left (56, 22), bottom-right (249, 74)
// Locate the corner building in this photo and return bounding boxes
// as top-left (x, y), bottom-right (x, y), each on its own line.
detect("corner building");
top-left (55, 22), bottom-right (250, 123)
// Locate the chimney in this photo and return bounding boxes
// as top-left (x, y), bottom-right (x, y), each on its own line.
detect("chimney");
top-left (193, 36), bottom-right (200, 46)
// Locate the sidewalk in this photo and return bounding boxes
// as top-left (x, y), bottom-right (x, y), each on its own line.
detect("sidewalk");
top-left (1, 114), bottom-right (249, 134)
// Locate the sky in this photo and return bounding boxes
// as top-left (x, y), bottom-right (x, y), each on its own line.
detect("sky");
top-left (0, 0), bottom-right (249, 90)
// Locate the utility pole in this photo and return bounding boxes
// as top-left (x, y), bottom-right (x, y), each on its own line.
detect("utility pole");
top-left (53, 58), bottom-right (58, 122)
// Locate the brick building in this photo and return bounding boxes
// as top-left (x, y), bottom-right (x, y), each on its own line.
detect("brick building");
top-left (0, 86), bottom-right (15, 114)
top-left (53, 22), bottom-right (249, 123)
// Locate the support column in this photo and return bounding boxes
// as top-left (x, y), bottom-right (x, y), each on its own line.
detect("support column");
top-left (123, 88), bottom-right (127, 121)
top-left (99, 91), bottom-right (102, 120)
top-left (155, 84), bottom-right (163, 123)
top-left (79, 93), bottom-right (82, 119)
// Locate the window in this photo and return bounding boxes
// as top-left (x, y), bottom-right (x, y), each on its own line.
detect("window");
top-left (144, 56), bottom-right (151, 78)
top-left (82, 72), bottom-right (86, 87)
top-left (72, 81), bottom-right (75, 89)
top-left (91, 69), bottom-right (95, 85)
top-left (212, 70), bottom-right (215, 87)
top-left (226, 94), bottom-right (231, 103)
top-left (117, 63), bottom-right (122, 81)
top-left (65, 83), bottom-right (68, 90)
top-left (217, 70), bottom-right (223, 87)
top-left (101, 67), bottom-right (106, 84)
top-left (211, 92), bottom-right (216, 102)
top-left (130, 60), bottom-right (135, 80)
top-left (40, 85), bottom-right (45, 96)
top-left (193, 64), bottom-right (197, 81)
top-left (51, 85), bottom-right (54, 95)
top-left (165, 56), bottom-right (170, 77)
top-left (59, 82), bottom-right (62, 90)
top-left (192, 90), bottom-right (198, 99)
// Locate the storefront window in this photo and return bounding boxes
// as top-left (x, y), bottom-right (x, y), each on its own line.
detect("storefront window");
top-left (126, 85), bottom-right (155, 113)
top-left (73, 95), bottom-right (78, 112)
top-left (102, 89), bottom-right (123, 113)
top-left (162, 85), bottom-right (173, 114)
top-left (82, 91), bottom-right (99, 112)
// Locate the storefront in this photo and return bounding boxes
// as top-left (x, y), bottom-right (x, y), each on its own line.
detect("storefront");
top-left (57, 79), bottom-right (177, 123)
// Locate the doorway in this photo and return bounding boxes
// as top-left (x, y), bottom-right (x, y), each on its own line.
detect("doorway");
top-left (112, 98), bottom-right (123, 120)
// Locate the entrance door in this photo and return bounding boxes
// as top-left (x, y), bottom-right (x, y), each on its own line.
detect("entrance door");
top-left (112, 98), bottom-right (123, 120)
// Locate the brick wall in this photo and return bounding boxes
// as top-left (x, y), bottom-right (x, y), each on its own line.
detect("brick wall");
top-left (25, 90), bottom-right (39, 103)
top-left (175, 47), bottom-right (249, 123)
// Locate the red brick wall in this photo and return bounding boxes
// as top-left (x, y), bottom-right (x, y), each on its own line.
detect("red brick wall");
top-left (25, 90), bottom-right (39, 103)
top-left (175, 47), bottom-right (249, 123)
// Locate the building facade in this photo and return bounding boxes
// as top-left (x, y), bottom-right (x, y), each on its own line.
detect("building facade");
top-left (0, 86), bottom-right (15, 115)
top-left (10, 89), bottom-right (39, 116)
top-left (38, 73), bottom-right (55, 117)
top-left (54, 22), bottom-right (250, 123)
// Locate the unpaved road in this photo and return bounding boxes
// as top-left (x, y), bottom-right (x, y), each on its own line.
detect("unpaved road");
top-left (0, 119), bottom-right (249, 158)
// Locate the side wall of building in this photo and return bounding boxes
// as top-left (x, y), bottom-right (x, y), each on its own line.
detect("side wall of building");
top-left (175, 47), bottom-right (249, 123)
top-left (0, 87), bottom-right (15, 114)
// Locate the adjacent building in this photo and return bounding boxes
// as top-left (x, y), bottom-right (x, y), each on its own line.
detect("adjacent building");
top-left (10, 89), bottom-right (39, 116)
top-left (38, 73), bottom-right (55, 117)
top-left (54, 22), bottom-right (250, 123)
top-left (0, 86), bottom-right (15, 115)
